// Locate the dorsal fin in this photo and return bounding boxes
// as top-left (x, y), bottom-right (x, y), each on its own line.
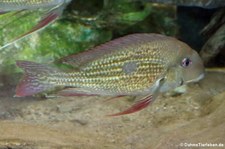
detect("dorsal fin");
top-left (59, 33), bottom-right (169, 67)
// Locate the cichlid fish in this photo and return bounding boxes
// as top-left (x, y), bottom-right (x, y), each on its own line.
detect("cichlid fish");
top-left (0, 0), bottom-right (71, 49)
top-left (15, 33), bottom-right (204, 116)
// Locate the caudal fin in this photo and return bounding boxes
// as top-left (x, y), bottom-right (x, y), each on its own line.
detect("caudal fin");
top-left (16, 61), bottom-right (59, 97)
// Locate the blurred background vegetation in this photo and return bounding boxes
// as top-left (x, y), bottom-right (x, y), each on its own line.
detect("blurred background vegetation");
top-left (0, 0), bottom-right (224, 86)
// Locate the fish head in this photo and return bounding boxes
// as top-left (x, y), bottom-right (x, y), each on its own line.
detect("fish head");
top-left (160, 43), bottom-right (204, 93)
top-left (177, 45), bottom-right (205, 84)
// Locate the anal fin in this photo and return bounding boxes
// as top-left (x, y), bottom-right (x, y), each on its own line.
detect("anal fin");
top-left (57, 88), bottom-right (98, 96)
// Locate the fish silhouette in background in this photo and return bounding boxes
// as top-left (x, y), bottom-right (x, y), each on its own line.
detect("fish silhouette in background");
top-left (0, 0), bottom-right (71, 50)
top-left (15, 33), bottom-right (205, 116)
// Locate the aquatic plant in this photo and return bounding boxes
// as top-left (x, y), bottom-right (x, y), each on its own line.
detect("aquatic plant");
top-left (0, 0), bottom-right (177, 85)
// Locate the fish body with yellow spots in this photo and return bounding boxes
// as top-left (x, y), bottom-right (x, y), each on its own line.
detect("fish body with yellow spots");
top-left (16, 33), bottom-right (204, 116)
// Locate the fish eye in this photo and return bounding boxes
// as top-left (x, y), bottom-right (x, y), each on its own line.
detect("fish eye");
top-left (181, 58), bottom-right (192, 67)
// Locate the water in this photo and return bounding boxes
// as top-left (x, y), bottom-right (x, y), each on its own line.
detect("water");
top-left (0, 0), bottom-right (225, 148)
top-left (0, 69), bottom-right (224, 148)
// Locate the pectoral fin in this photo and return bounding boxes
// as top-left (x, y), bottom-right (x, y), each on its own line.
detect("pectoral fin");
top-left (107, 77), bottom-right (166, 116)
top-left (107, 95), bottom-right (153, 116)
top-left (0, 4), bottom-right (65, 50)
top-left (13, 7), bottom-right (60, 42)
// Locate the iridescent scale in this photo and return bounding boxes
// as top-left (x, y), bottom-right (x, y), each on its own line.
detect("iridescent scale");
top-left (49, 43), bottom-right (167, 94)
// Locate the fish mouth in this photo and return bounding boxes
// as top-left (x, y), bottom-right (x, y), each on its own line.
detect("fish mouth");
top-left (179, 79), bottom-right (184, 86)
top-left (186, 73), bottom-right (205, 83)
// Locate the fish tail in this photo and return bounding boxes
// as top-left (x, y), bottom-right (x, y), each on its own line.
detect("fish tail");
top-left (15, 61), bottom-right (59, 97)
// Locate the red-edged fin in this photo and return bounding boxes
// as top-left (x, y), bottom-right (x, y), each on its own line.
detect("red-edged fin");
top-left (59, 33), bottom-right (168, 67)
top-left (0, 6), bottom-right (63, 50)
top-left (104, 95), bottom-right (127, 103)
top-left (57, 88), bottom-right (98, 96)
top-left (15, 61), bottom-right (58, 97)
top-left (107, 95), bottom-right (153, 116)
top-left (13, 8), bottom-right (59, 42)
top-left (22, 2), bottom-right (68, 38)
top-left (0, 10), bottom-right (25, 26)
top-left (11, 10), bottom-right (25, 16)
